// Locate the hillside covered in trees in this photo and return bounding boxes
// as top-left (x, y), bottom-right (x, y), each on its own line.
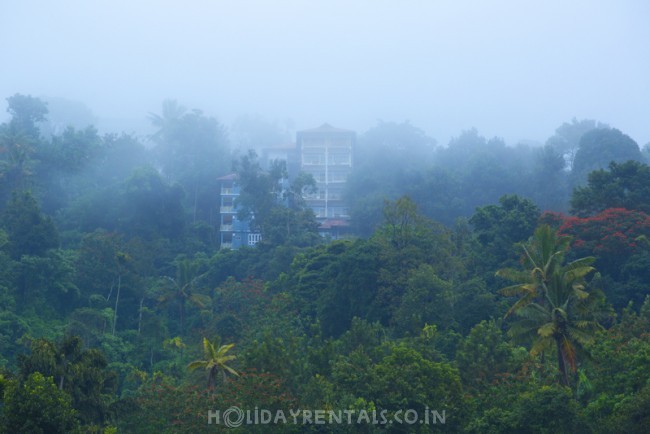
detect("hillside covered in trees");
top-left (0, 94), bottom-right (649, 433)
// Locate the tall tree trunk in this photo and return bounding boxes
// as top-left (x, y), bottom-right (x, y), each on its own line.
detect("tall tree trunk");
top-left (112, 274), bottom-right (121, 335)
top-left (193, 180), bottom-right (199, 224)
top-left (207, 366), bottom-right (217, 389)
top-left (179, 298), bottom-right (185, 336)
top-left (137, 296), bottom-right (144, 335)
top-left (556, 338), bottom-right (568, 386)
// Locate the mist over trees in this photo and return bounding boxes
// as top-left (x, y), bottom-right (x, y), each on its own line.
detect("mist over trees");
top-left (0, 93), bottom-right (649, 432)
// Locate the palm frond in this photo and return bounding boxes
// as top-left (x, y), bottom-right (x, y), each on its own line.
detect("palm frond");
top-left (496, 268), bottom-right (530, 283)
top-left (499, 282), bottom-right (537, 297)
top-left (537, 322), bottom-right (556, 338)
top-left (203, 337), bottom-right (217, 360)
top-left (187, 360), bottom-right (207, 372)
top-left (499, 224), bottom-right (607, 385)
top-left (222, 365), bottom-right (240, 377)
top-left (563, 266), bottom-right (595, 283)
top-left (530, 337), bottom-right (554, 356)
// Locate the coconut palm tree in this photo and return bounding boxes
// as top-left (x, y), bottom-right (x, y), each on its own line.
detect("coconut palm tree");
top-left (148, 99), bottom-right (186, 144)
top-left (187, 337), bottom-right (239, 389)
top-left (497, 224), bottom-right (610, 385)
top-left (158, 259), bottom-right (211, 336)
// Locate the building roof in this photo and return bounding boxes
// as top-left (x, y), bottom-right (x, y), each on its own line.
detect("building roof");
top-left (298, 123), bottom-right (355, 134)
top-left (217, 173), bottom-right (238, 181)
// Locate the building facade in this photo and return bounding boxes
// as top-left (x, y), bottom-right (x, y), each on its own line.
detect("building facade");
top-left (296, 124), bottom-right (355, 224)
top-left (217, 173), bottom-right (262, 249)
top-left (219, 123), bottom-right (355, 248)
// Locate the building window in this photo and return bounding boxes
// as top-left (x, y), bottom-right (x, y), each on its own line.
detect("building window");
top-left (314, 207), bottom-right (326, 218)
top-left (330, 207), bottom-right (349, 218)
top-left (303, 153), bottom-right (323, 165)
top-left (328, 189), bottom-right (342, 200)
top-left (329, 153), bottom-right (351, 165)
top-left (221, 214), bottom-right (234, 231)
top-left (329, 171), bottom-right (348, 183)
top-left (248, 233), bottom-right (262, 246)
top-left (304, 189), bottom-right (326, 200)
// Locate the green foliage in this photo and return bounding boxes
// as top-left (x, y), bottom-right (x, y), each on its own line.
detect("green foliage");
top-left (149, 100), bottom-right (230, 224)
top-left (18, 336), bottom-right (118, 426)
top-left (234, 151), bottom-right (319, 247)
top-left (36, 125), bottom-right (103, 213)
top-left (509, 385), bottom-right (588, 433)
top-left (213, 277), bottom-right (270, 341)
top-left (275, 239), bottom-right (381, 337)
top-left (371, 197), bottom-right (462, 326)
top-left (345, 120), bottom-right (437, 234)
top-left (44, 126), bottom-right (102, 174)
top-left (571, 128), bottom-right (643, 187)
top-left (435, 129), bottom-right (534, 216)
top-left (498, 224), bottom-right (611, 385)
top-left (241, 325), bottom-right (307, 394)
top-left (546, 118), bottom-right (608, 171)
top-left (1, 372), bottom-right (79, 434)
top-left (530, 145), bottom-right (569, 211)
top-left (455, 320), bottom-right (518, 391)
top-left (187, 337), bottom-right (239, 389)
top-left (0, 95), bottom-right (49, 201)
top-left (118, 369), bottom-right (295, 434)
top-left (571, 160), bottom-right (650, 217)
top-left (5, 94), bottom-right (48, 138)
top-left (470, 194), bottom-right (541, 270)
top-left (13, 249), bottom-right (79, 311)
top-left (121, 167), bottom-right (185, 240)
top-left (368, 345), bottom-right (464, 432)
top-left (1, 93), bottom-right (649, 433)
top-left (575, 302), bottom-right (650, 432)
top-left (1, 190), bottom-right (58, 259)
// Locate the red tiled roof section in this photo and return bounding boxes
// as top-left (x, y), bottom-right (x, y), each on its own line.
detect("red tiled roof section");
top-left (319, 219), bottom-right (350, 229)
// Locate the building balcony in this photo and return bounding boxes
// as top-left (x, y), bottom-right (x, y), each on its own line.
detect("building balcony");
top-left (220, 242), bottom-right (233, 249)
top-left (220, 224), bottom-right (233, 232)
top-left (221, 188), bottom-right (239, 195)
top-left (220, 206), bottom-right (236, 213)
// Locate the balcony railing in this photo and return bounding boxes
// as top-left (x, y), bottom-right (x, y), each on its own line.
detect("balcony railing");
top-left (220, 242), bottom-right (232, 249)
top-left (220, 224), bottom-right (233, 231)
top-left (220, 206), bottom-right (235, 213)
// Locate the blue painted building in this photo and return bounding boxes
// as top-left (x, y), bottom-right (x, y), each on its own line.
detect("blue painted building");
top-left (218, 173), bottom-right (262, 249)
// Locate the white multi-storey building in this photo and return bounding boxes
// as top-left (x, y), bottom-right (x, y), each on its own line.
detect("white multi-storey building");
top-left (296, 124), bottom-right (355, 235)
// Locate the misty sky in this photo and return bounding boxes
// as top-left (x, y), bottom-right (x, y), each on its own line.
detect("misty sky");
top-left (1, 0), bottom-right (649, 146)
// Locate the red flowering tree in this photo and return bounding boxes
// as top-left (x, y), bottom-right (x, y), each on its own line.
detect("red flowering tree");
top-left (558, 208), bottom-right (650, 277)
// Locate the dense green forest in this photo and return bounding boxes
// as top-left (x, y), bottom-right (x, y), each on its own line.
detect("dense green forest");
top-left (1, 94), bottom-right (649, 433)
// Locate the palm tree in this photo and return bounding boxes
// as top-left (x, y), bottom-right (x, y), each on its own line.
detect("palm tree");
top-left (497, 224), bottom-right (609, 385)
top-left (158, 259), bottom-right (211, 336)
top-left (187, 337), bottom-right (239, 388)
top-left (148, 99), bottom-right (186, 144)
